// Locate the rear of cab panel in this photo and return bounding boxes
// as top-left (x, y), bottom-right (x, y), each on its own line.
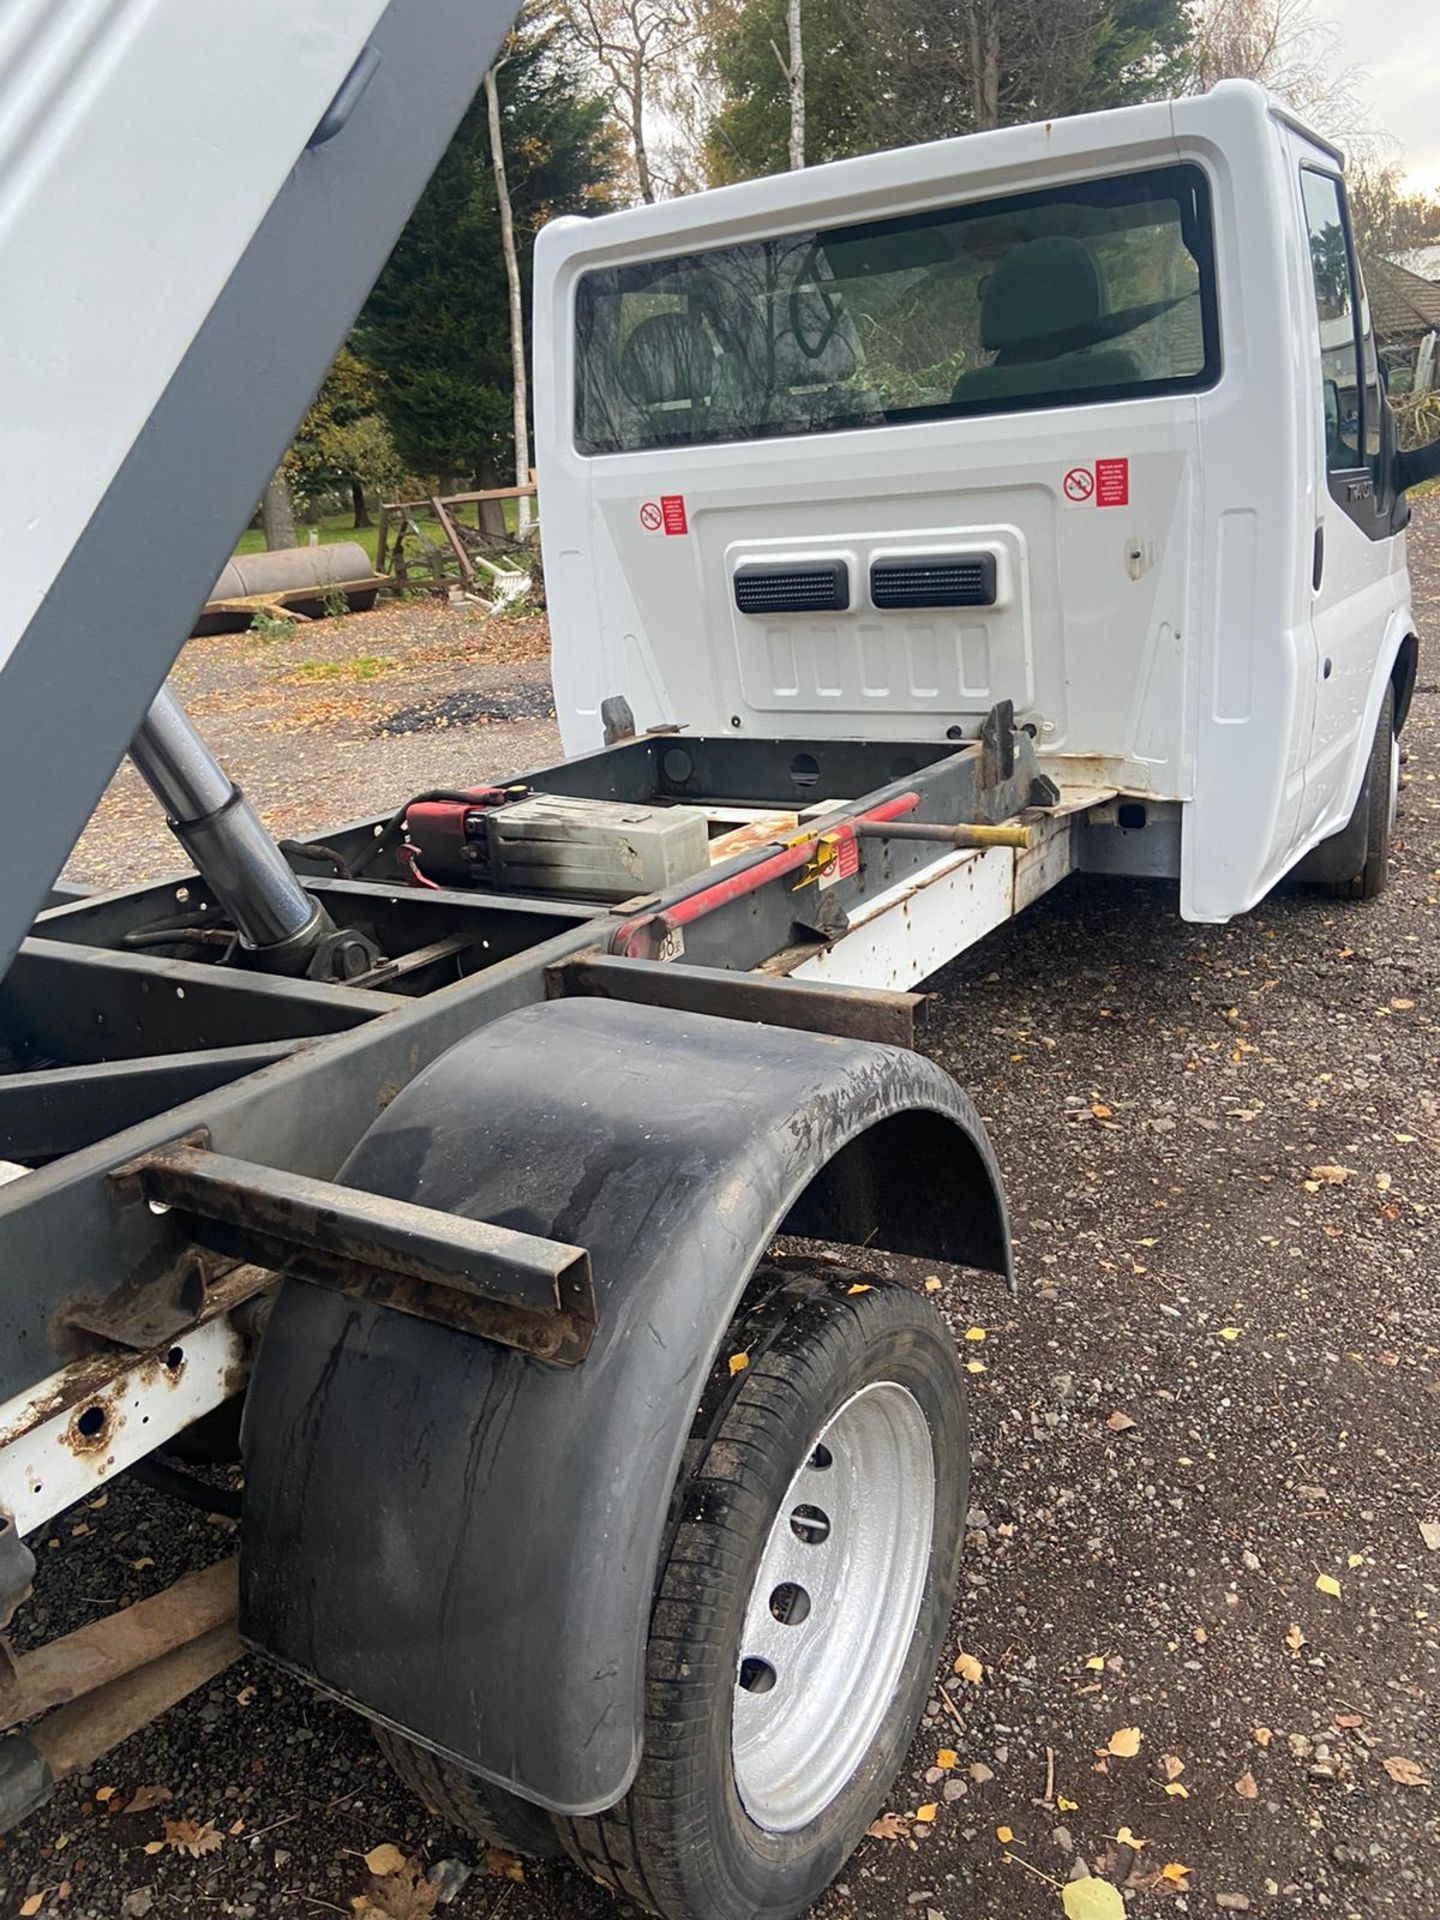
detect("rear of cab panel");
top-left (535, 85), bottom-right (1333, 922)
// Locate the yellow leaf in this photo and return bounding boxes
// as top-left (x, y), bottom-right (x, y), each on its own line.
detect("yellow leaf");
top-left (924, 1276), bottom-right (942, 1292)
top-left (1115, 1826), bottom-right (1146, 1850)
top-left (1091, 1103), bottom-right (1113, 1120)
top-left (1061, 1879), bottom-right (1126, 1920)
top-left (1084, 1655), bottom-right (1106, 1671)
top-left (94, 1786), bottom-right (117, 1804)
top-left (1346, 1553), bottom-right (1364, 1569)
top-left (727, 1352), bottom-right (749, 1376)
top-left (1285, 1623), bottom-right (1306, 1652)
top-left (1254, 1726), bottom-right (1272, 1746)
top-left (1160, 1862), bottom-right (1192, 1886)
top-left (1308, 1164), bottom-right (1352, 1185)
top-left (964, 1326), bottom-right (987, 1343)
top-left (363, 1844), bottom-right (408, 1877)
top-left (143, 1841), bottom-right (165, 1856)
top-left (1107, 1727), bottom-right (1142, 1758)
top-left (996, 1825), bottom-right (1013, 1843)
top-left (484, 1849), bottom-right (525, 1883)
top-left (1164, 1783), bottom-right (1190, 1798)
top-left (845, 1284), bottom-right (872, 1296)
top-left (1057, 1794), bottom-right (1078, 1812)
top-left (20, 1897), bottom-right (44, 1917)
top-left (914, 1803), bottom-right (938, 1823)
top-left (1219, 1326), bottom-right (1242, 1341)
top-left (936, 1748), bottom-right (957, 1770)
top-left (953, 1652), bottom-right (983, 1685)
top-left (1315, 1573), bottom-right (1341, 1599)
top-left (966, 1359), bottom-right (987, 1374)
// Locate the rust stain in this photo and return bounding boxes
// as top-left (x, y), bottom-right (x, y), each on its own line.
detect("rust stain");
top-left (62, 1393), bottom-right (120, 1457)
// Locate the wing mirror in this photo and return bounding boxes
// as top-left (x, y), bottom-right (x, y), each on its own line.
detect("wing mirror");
top-left (1397, 434), bottom-right (1440, 492)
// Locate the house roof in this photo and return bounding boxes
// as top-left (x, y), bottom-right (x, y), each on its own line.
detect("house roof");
top-left (1369, 258), bottom-right (1440, 341)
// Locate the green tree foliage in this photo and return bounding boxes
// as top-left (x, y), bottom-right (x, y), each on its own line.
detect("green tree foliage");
top-left (357, 12), bottom-right (620, 484)
top-left (285, 348), bottom-right (407, 524)
top-left (704, 0), bottom-right (1193, 183)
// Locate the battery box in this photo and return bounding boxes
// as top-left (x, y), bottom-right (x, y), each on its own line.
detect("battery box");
top-left (486, 794), bottom-right (712, 900)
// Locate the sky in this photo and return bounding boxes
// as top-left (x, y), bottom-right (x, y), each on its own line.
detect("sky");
top-left (1321, 0), bottom-right (1440, 195)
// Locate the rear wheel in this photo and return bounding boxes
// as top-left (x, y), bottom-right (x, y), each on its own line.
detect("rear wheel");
top-left (1327, 684), bottom-right (1397, 901)
top-left (373, 1726), bottom-right (562, 1859)
top-left (555, 1266), bottom-right (970, 1920)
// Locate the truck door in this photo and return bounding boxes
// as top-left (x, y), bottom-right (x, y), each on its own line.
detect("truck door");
top-left (1292, 157), bottom-right (1401, 837)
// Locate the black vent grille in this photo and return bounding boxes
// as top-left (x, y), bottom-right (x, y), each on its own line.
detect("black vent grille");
top-left (870, 553), bottom-right (997, 609)
top-left (734, 561), bottom-right (850, 615)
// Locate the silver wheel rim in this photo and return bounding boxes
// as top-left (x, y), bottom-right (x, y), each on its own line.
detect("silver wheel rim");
top-left (731, 1381), bottom-right (936, 1833)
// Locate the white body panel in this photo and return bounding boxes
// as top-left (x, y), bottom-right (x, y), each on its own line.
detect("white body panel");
top-left (535, 82), bottom-right (1416, 923)
top-left (0, 0), bottom-right (388, 668)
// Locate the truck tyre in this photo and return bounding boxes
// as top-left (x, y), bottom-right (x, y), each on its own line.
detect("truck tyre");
top-left (553, 1266), bottom-right (970, 1920)
top-left (373, 1728), bottom-right (562, 1859)
top-left (1328, 684), bottom-right (1397, 901)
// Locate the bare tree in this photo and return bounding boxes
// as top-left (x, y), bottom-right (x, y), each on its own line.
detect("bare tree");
top-left (565, 0), bottom-right (692, 202)
top-left (483, 57), bottom-right (534, 536)
top-left (778, 0), bottom-right (805, 166)
top-left (260, 469), bottom-right (297, 550)
top-left (1189, 0), bottom-right (1363, 138)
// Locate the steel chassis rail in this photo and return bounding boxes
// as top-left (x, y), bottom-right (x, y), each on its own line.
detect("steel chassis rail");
top-left (0, 719), bottom-right (1076, 1538)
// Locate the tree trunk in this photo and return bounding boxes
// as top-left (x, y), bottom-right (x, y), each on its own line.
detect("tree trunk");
top-left (350, 478), bottom-right (373, 529)
top-left (484, 63), bottom-right (534, 537)
top-left (260, 469), bottom-right (297, 550)
top-left (965, 1), bottom-right (1001, 131)
top-left (786, 0), bottom-right (805, 169)
top-left (628, 69), bottom-right (655, 205)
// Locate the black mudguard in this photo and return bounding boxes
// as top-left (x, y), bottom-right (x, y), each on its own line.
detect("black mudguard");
top-left (241, 998), bottom-right (1008, 1815)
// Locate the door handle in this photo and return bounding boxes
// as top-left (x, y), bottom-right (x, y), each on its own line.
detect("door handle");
top-left (1312, 526), bottom-right (1325, 591)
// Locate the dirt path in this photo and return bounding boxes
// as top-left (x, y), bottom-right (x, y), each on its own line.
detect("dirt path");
top-left (9, 505), bottom-right (1439, 1920)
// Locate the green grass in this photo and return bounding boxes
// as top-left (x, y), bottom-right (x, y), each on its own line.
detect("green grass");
top-left (234, 500), bottom-right (526, 562)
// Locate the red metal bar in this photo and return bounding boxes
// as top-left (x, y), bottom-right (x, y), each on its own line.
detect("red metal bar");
top-left (609, 791), bottom-right (921, 960)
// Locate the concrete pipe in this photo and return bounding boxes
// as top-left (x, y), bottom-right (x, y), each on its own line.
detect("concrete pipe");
top-left (193, 541), bottom-right (380, 635)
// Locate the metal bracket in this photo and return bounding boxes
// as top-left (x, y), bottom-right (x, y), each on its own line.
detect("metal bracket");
top-left (106, 1140), bottom-right (595, 1365)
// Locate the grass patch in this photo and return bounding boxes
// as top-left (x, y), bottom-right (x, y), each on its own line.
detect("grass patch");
top-left (286, 655), bottom-right (387, 683)
top-left (234, 500), bottom-right (526, 562)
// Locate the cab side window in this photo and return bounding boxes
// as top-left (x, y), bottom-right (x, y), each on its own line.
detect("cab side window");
top-left (1301, 169), bottom-right (1363, 474)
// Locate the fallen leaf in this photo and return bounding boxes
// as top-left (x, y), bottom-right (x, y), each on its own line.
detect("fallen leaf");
top-left (142, 1842), bottom-right (165, 1856)
top-left (1107, 1727), bottom-right (1142, 1759)
top-left (936, 1748), bottom-right (957, 1770)
top-left (1308, 1164), bottom-right (1352, 1185)
top-left (124, 1785), bottom-right (172, 1815)
top-left (914, 1803), bottom-right (938, 1823)
top-left (1091, 1103), bottom-right (1113, 1120)
top-left (164, 1819), bottom-right (222, 1859)
top-left (20, 1897), bottom-right (44, 1917)
top-left (1418, 1521), bottom-right (1440, 1552)
top-left (953, 1652), bottom-right (983, 1685)
top-left (1057, 1794), bottom-right (1078, 1813)
top-left (1160, 1753), bottom-right (1185, 1780)
top-left (1346, 1552), bottom-right (1364, 1569)
top-left (1315, 1573), bottom-right (1342, 1599)
top-left (483, 1850), bottom-right (524, 1883)
top-left (1159, 1863), bottom-right (1192, 1886)
top-left (364, 1845), bottom-right (409, 1877)
top-left (1061, 1879), bottom-right (1126, 1920)
top-left (1106, 1412), bottom-right (1136, 1433)
top-left (1084, 1655), bottom-right (1106, 1672)
top-left (1382, 1755), bottom-right (1431, 1788)
top-left (1335, 1714), bottom-right (1364, 1729)
top-left (845, 1284), bottom-right (872, 1296)
top-left (94, 1787), bottom-right (117, 1805)
top-left (964, 1326), bottom-right (987, 1343)
top-left (1164, 1783), bottom-right (1190, 1799)
top-left (1285, 1624), bottom-right (1307, 1652)
top-left (727, 1352), bottom-right (749, 1376)
top-left (966, 1359), bottom-right (987, 1374)
top-left (235, 1685), bottom-right (256, 1707)
top-left (865, 1813), bottom-right (907, 1841)
top-left (924, 1276), bottom-right (942, 1293)
top-left (996, 1825), bottom-right (1014, 1843)
top-left (360, 1857), bottom-right (441, 1920)
top-left (1218, 1326), bottom-right (1242, 1341)
top-left (1234, 1771), bottom-right (1259, 1799)
top-left (1114, 1826), bottom-right (1147, 1850)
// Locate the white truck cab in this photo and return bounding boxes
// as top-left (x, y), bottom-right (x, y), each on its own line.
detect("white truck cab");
top-left (535, 80), bottom-right (1425, 922)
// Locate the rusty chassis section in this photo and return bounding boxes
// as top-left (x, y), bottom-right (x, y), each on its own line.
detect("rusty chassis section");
top-left (0, 709), bottom-right (1063, 1820)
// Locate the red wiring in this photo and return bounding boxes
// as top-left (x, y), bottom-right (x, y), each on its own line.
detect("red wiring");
top-left (398, 841), bottom-right (441, 890)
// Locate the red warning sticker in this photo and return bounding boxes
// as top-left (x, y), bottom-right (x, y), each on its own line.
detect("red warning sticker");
top-left (1062, 466), bottom-right (1095, 504)
top-left (1095, 457), bottom-right (1129, 507)
top-left (638, 500), bottom-right (663, 532)
top-left (660, 494), bottom-right (688, 535)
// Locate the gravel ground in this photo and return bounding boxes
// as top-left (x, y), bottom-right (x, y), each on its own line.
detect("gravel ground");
top-left (11, 503), bottom-right (1439, 1920)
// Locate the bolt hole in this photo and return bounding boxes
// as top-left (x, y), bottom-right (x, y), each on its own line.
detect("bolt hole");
top-left (789, 1502), bottom-right (831, 1545)
top-left (789, 752), bottom-right (820, 790)
top-left (165, 1346), bottom-right (185, 1371)
top-left (807, 1443), bottom-right (833, 1471)
top-left (769, 1581), bottom-right (811, 1625)
top-left (945, 724), bottom-right (965, 741)
top-left (738, 1657), bottom-right (777, 1694)
top-left (76, 1404), bottom-right (107, 1439)
top-left (1117, 801), bottom-right (1147, 831)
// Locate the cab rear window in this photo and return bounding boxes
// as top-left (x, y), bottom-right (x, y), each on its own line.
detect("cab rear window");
top-left (574, 163), bottom-right (1220, 455)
